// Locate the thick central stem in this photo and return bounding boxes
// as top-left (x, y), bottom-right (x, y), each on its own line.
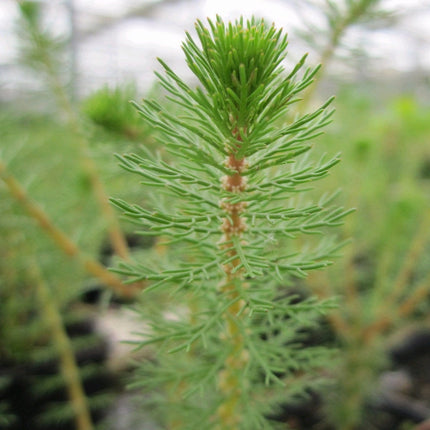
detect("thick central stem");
top-left (216, 147), bottom-right (249, 428)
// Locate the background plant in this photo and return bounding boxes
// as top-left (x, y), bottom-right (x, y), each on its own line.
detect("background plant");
top-left (294, 0), bottom-right (396, 106)
top-left (305, 91), bottom-right (430, 429)
top-left (280, 2), bottom-right (430, 427)
top-left (0, 2), bottom-right (149, 428)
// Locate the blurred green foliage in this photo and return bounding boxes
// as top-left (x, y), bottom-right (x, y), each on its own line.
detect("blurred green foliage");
top-left (1, 80), bottom-right (430, 428)
top-left (308, 87), bottom-right (430, 428)
top-left (0, 106), bottom-right (147, 429)
top-left (81, 84), bottom-right (149, 140)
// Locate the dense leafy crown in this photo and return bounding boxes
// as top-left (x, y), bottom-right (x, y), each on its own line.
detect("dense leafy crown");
top-left (114, 16), bottom-right (346, 288)
top-left (146, 16), bottom-right (332, 163)
top-left (184, 17), bottom-right (290, 132)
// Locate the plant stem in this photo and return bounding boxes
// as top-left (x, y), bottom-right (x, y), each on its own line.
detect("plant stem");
top-left (216, 137), bottom-right (249, 428)
top-left (360, 209), bottom-right (430, 340)
top-left (363, 267), bottom-right (430, 340)
top-left (301, 0), bottom-right (379, 110)
top-left (387, 210), bottom-right (430, 305)
top-left (49, 60), bottom-right (130, 261)
top-left (32, 263), bottom-right (94, 430)
top-left (0, 159), bottom-right (138, 298)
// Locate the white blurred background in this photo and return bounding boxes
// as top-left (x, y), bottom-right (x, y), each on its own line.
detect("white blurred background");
top-left (1, 0), bottom-right (429, 101)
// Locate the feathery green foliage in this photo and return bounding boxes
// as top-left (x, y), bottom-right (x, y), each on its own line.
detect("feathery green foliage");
top-left (113, 16), bottom-right (351, 429)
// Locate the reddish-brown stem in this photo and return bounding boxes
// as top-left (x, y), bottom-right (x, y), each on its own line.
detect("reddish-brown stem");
top-left (215, 133), bottom-right (250, 428)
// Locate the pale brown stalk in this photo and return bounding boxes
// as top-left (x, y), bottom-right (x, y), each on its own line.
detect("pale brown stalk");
top-left (0, 159), bottom-right (139, 298)
top-left (32, 263), bottom-right (94, 430)
top-left (17, 0), bottom-right (130, 260)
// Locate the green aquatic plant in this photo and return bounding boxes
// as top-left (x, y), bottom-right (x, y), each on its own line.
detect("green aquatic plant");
top-left (113, 16), bottom-right (351, 429)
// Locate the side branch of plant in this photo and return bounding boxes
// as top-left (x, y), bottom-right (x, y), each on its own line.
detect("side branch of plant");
top-left (0, 158), bottom-right (138, 298)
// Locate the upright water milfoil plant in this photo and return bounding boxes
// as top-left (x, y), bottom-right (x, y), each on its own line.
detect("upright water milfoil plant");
top-left (113, 16), bottom-right (352, 429)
